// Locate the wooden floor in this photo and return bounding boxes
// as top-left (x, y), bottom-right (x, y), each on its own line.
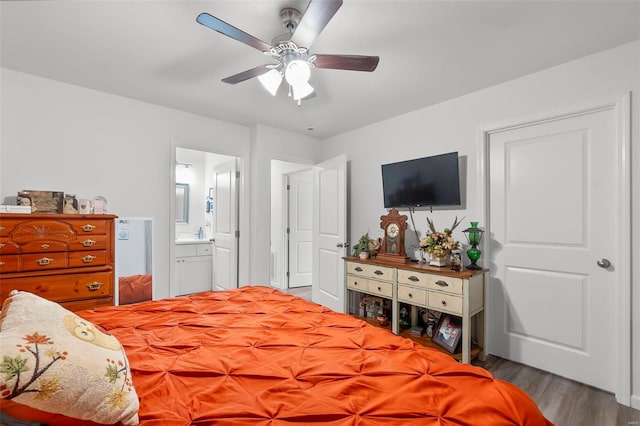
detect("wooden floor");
top-left (280, 286), bottom-right (639, 425)
top-left (474, 355), bottom-right (640, 426)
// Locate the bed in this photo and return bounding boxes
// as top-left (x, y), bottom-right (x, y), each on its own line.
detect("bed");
top-left (0, 286), bottom-right (553, 425)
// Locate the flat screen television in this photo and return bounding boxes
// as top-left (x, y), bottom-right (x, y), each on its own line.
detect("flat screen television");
top-left (381, 152), bottom-right (461, 208)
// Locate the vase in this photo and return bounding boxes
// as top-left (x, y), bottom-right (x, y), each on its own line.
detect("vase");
top-left (359, 251), bottom-right (369, 260)
top-left (429, 253), bottom-right (448, 267)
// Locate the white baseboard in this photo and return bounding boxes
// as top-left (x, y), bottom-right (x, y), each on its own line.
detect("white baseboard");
top-left (631, 394), bottom-right (640, 410)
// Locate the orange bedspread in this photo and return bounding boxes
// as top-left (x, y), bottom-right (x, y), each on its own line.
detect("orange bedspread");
top-left (77, 286), bottom-right (551, 425)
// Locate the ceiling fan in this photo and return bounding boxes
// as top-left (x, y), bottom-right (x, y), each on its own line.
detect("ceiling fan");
top-left (196, 0), bottom-right (379, 104)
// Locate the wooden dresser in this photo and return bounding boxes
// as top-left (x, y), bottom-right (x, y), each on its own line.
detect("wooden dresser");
top-left (0, 213), bottom-right (117, 311)
top-left (344, 256), bottom-right (486, 363)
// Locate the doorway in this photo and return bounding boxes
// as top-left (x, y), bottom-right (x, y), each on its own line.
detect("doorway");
top-left (172, 146), bottom-right (241, 296)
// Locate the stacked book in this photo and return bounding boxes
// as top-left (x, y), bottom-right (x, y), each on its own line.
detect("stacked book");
top-left (410, 326), bottom-right (424, 337)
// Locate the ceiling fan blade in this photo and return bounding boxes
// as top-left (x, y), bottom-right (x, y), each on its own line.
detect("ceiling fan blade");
top-left (222, 64), bottom-right (272, 84)
top-left (291, 0), bottom-right (343, 48)
top-left (197, 13), bottom-right (272, 52)
top-left (314, 54), bottom-right (380, 72)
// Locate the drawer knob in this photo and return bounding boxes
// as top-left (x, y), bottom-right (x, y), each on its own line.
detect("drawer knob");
top-left (86, 282), bottom-right (103, 291)
top-left (354, 266), bottom-right (363, 272)
top-left (81, 254), bottom-right (97, 263)
top-left (354, 281), bottom-right (359, 286)
top-left (41, 243), bottom-right (50, 249)
top-left (36, 257), bottom-right (54, 266)
top-left (441, 300), bottom-right (447, 306)
top-left (435, 280), bottom-right (449, 287)
top-left (408, 275), bottom-right (419, 282)
top-left (81, 224), bottom-right (97, 232)
top-left (374, 270), bottom-right (383, 275)
top-left (377, 286), bottom-right (381, 291)
top-left (82, 239), bottom-right (96, 247)
top-left (408, 293), bottom-right (413, 298)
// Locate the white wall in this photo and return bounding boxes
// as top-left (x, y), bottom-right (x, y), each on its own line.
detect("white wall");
top-left (0, 68), bottom-right (251, 300)
top-left (320, 41), bottom-right (640, 406)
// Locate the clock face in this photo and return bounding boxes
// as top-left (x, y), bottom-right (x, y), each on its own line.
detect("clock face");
top-left (387, 223), bottom-right (399, 238)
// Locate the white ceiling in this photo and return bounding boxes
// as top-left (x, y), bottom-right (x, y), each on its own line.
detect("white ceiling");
top-left (2, 1), bottom-right (638, 139)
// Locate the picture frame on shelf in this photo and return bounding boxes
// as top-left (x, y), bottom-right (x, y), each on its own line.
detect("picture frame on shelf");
top-left (432, 314), bottom-right (462, 353)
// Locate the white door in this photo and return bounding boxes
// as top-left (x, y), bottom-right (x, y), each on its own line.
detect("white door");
top-left (487, 102), bottom-right (627, 393)
top-left (287, 169), bottom-right (313, 288)
top-left (312, 154), bottom-right (347, 312)
top-left (212, 160), bottom-right (238, 291)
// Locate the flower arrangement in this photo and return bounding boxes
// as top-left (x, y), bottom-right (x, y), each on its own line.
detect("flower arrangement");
top-left (419, 217), bottom-right (463, 258)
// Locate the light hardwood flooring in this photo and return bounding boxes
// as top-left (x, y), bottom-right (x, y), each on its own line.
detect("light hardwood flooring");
top-left (280, 285), bottom-right (639, 426)
top-left (474, 355), bottom-right (639, 426)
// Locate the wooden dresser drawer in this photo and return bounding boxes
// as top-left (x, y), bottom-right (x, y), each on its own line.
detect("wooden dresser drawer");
top-left (0, 271), bottom-right (113, 305)
top-left (0, 239), bottom-right (20, 254)
top-left (398, 284), bottom-right (427, 305)
top-left (21, 252), bottom-right (68, 271)
top-left (346, 275), bottom-right (367, 292)
top-left (398, 269), bottom-right (463, 295)
top-left (346, 261), bottom-right (393, 281)
top-left (428, 291), bottom-right (463, 315)
top-left (67, 220), bottom-right (109, 235)
top-left (68, 235), bottom-right (108, 251)
top-left (0, 255), bottom-right (20, 273)
top-left (367, 280), bottom-right (393, 298)
top-left (68, 250), bottom-right (107, 267)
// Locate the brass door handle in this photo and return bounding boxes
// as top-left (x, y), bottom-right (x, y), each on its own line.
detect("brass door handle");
top-left (81, 255), bottom-right (96, 263)
top-left (86, 282), bottom-right (103, 291)
top-left (36, 257), bottom-right (54, 266)
top-left (81, 224), bottom-right (97, 232)
top-left (82, 239), bottom-right (96, 247)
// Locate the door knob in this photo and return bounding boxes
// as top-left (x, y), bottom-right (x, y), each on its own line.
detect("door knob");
top-left (336, 243), bottom-right (349, 248)
top-left (597, 258), bottom-right (611, 268)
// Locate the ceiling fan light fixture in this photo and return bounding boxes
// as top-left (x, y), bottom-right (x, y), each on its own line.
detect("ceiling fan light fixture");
top-left (258, 69), bottom-right (282, 96)
top-left (285, 60), bottom-right (311, 86)
top-left (291, 81), bottom-right (314, 101)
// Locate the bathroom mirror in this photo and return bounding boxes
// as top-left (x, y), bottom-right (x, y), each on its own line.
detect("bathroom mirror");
top-left (176, 183), bottom-right (189, 224)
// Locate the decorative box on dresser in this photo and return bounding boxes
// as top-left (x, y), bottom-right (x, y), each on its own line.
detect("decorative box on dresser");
top-left (345, 256), bottom-right (487, 363)
top-left (0, 213), bottom-right (117, 311)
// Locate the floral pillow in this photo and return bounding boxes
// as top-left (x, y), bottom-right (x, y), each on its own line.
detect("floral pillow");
top-left (0, 290), bottom-right (139, 425)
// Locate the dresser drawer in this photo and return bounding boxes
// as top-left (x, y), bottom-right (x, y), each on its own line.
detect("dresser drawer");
top-left (21, 252), bottom-right (68, 272)
top-left (68, 235), bottom-right (108, 251)
top-left (398, 284), bottom-right (427, 305)
top-left (67, 220), bottom-right (109, 235)
top-left (346, 275), bottom-right (367, 292)
top-left (0, 239), bottom-right (20, 254)
top-left (68, 250), bottom-right (108, 268)
top-left (398, 269), bottom-right (463, 295)
top-left (346, 262), bottom-right (393, 281)
top-left (0, 271), bottom-right (113, 305)
top-left (367, 280), bottom-right (393, 298)
top-left (20, 240), bottom-right (68, 253)
top-left (0, 255), bottom-right (20, 273)
top-left (428, 291), bottom-right (463, 315)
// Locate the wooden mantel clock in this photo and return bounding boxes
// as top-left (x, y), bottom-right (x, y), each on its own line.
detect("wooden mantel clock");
top-left (377, 208), bottom-right (410, 264)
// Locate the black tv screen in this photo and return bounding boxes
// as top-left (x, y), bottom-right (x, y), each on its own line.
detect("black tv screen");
top-left (381, 152), bottom-right (461, 208)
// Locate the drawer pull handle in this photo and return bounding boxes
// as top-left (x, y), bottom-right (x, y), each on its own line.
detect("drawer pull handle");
top-left (81, 224), bottom-right (97, 232)
top-left (0, 261), bottom-right (5, 266)
top-left (0, 243), bottom-right (4, 249)
top-left (354, 266), bottom-right (363, 272)
top-left (435, 280), bottom-right (449, 287)
top-left (441, 300), bottom-right (447, 306)
top-left (86, 282), bottom-right (103, 291)
top-left (408, 275), bottom-right (419, 282)
top-left (0, 227), bottom-right (4, 232)
top-left (41, 244), bottom-right (50, 249)
top-left (81, 255), bottom-right (97, 263)
top-left (36, 257), bottom-right (54, 266)
top-left (374, 270), bottom-right (384, 275)
top-left (82, 239), bottom-right (96, 247)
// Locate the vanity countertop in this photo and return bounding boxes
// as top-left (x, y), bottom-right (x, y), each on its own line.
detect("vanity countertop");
top-left (175, 239), bottom-right (212, 245)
